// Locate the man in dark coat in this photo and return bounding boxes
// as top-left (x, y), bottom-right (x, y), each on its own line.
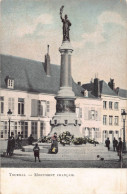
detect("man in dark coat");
top-left (28, 134), bottom-right (34, 145)
top-left (105, 137), bottom-right (110, 151)
top-left (7, 134), bottom-right (15, 156)
top-left (113, 137), bottom-right (118, 151)
top-left (16, 132), bottom-right (22, 149)
top-left (10, 134), bottom-right (15, 155)
top-left (117, 137), bottom-right (123, 162)
top-left (7, 136), bottom-right (12, 156)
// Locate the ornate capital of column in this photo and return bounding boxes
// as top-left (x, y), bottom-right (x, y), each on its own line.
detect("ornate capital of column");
top-left (59, 41), bottom-right (73, 53)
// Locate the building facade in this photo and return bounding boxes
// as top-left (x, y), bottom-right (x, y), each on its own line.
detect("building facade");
top-left (82, 78), bottom-right (127, 143)
top-left (0, 54), bottom-right (127, 143)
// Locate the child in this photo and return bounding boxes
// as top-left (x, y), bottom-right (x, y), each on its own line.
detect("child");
top-left (33, 143), bottom-right (41, 162)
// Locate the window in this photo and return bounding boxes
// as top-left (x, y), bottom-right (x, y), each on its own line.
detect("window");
top-left (54, 120), bottom-right (57, 125)
top-left (7, 79), bottom-right (14, 89)
top-left (75, 120), bottom-right (78, 125)
top-left (64, 120), bottom-right (68, 125)
top-left (18, 121), bottom-right (28, 138)
top-left (38, 100), bottom-right (43, 116)
top-left (114, 102), bottom-right (119, 110)
top-left (95, 128), bottom-right (101, 139)
top-left (79, 108), bottom-right (82, 118)
top-left (1, 131), bottom-right (3, 138)
top-left (0, 121), bottom-right (8, 138)
top-left (40, 122), bottom-right (44, 137)
top-left (46, 101), bottom-right (50, 113)
top-left (89, 128), bottom-right (92, 138)
top-left (18, 98), bottom-right (24, 115)
top-left (31, 100), bottom-right (47, 117)
top-left (109, 101), bottom-right (113, 109)
top-left (31, 121), bottom-right (38, 139)
top-left (91, 110), bottom-right (95, 120)
top-left (103, 101), bottom-right (107, 109)
top-left (114, 116), bottom-right (119, 126)
top-left (0, 96), bottom-right (4, 114)
top-left (121, 109), bottom-right (125, 113)
top-left (76, 107), bottom-right (82, 118)
top-left (40, 122), bottom-right (46, 137)
top-left (8, 98), bottom-right (14, 114)
top-left (7, 79), bottom-right (14, 88)
top-left (84, 90), bottom-right (88, 97)
top-left (109, 116), bottom-right (113, 125)
top-left (103, 115), bottom-right (107, 125)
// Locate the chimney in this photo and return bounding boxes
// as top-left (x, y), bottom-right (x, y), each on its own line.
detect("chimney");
top-left (77, 81), bottom-right (81, 86)
top-left (44, 45), bottom-right (51, 76)
top-left (108, 78), bottom-right (115, 90)
top-left (115, 87), bottom-right (119, 95)
top-left (93, 78), bottom-right (100, 97)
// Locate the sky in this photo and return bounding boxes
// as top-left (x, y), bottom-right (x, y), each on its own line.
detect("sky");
top-left (0, 0), bottom-right (127, 89)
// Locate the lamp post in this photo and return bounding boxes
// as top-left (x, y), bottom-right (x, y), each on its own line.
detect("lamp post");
top-left (7, 109), bottom-right (12, 138)
top-left (121, 110), bottom-right (127, 152)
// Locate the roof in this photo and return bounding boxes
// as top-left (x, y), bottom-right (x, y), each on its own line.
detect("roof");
top-left (0, 54), bottom-right (86, 98)
top-left (82, 80), bottom-right (118, 97)
top-left (100, 81), bottom-right (117, 96)
top-left (117, 88), bottom-right (127, 98)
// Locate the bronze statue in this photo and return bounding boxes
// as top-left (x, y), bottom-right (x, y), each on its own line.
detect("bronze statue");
top-left (60, 6), bottom-right (71, 42)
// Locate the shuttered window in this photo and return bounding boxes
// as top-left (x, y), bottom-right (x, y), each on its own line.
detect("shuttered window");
top-left (31, 122), bottom-right (38, 139)
top-left (31, 100), bottom-right (49, 117)
top-left (31, 99), bottom-right (38, 117)
top-left (84, 107), bottom-right (89, 120)
top-left (0, 96), bottom-right (4, 114)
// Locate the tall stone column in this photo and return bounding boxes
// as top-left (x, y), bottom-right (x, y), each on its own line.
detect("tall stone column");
top-left (50, 41), bottom-right (82, 137)
top-left (49, 7), bottom-right (82, 137)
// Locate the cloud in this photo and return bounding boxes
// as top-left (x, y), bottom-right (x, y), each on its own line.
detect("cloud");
top-left (35, 14), bottom-right (53, 25)
top-left (98, 11), bottom-right (126, 28)
top-left (72, 11), bottom-right (126, 48)
top-left (16, 14), bottom-right (53, 37)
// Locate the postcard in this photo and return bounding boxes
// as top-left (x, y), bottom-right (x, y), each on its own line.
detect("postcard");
top-left (0, 0), bottom-right (127, 193)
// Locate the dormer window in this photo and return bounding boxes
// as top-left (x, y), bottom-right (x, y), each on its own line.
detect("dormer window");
top-left (5, 76), bottom-right (14, 89)
top-left (84, 90), bottom-right (88, 97)
top-left (8, 79), bottom-right (14, 89)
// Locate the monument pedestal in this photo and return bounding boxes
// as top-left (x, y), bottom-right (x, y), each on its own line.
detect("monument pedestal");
top-left (50, 41), bottom-right (82, 137)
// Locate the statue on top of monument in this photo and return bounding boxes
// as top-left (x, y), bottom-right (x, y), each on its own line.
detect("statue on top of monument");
top-left (60, 6), bottom-right (71, 42)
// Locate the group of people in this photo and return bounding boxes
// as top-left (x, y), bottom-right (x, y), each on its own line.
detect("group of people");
top-left (105, 137), bottom-right (123, 161)
top-left (7, 132), bottom-right (124, 162)
top-left (6, 133), bottom-right (35, 156)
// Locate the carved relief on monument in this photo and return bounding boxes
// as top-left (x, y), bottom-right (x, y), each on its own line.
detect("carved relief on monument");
top-left (56, 99), bottom-right (75, 113)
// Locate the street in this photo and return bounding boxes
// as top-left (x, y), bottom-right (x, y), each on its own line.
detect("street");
top-left (1, 143), bottom-right (127, 168)
top-left (1, 155), bottom-right (127, 168)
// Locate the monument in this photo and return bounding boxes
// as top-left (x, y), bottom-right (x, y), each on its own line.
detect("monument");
top-left (50, 6), bottom-right (82, 137)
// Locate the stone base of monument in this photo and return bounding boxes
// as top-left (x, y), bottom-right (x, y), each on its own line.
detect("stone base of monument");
top-left (50, 112), bottom-right (82, 137)
top-left (50, 124), bottom-right (82, 137)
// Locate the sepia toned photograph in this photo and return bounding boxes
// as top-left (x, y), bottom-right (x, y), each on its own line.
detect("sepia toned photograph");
top-left (0, 0), bottom-right (127, 172)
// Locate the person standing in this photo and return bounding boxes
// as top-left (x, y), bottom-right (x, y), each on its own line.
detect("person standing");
top-left (10, 134), bottom-right (15, 156)
top-left (113, 137), bottom-right (118, 151)
top-left (7, 134), bottom-right (15, 156)
top-left (7, 136), bottom-right (11, 156)
top-left (28, 134), bottom-right (34, 145)
top-left (50, 132), bottom-right (58, 154)
top-left (105, 137), bottom-right (110, 151)
top-left (117, 137), bottom-right (123, 162)
top-left (33, 143), bottom-right (41, 162)
top-left (16, 132), bottom-right (22, 149)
